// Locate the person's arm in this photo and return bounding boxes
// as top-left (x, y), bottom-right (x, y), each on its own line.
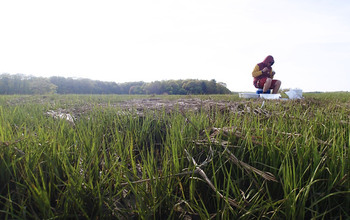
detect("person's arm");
top-left (252, 65), bottom-right (263, 77)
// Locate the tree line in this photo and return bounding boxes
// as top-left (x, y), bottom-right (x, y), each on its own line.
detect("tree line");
top-left (0, 74), bottom-right (231, 95)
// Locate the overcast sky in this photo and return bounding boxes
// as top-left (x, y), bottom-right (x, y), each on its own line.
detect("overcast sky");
top-left (1, 0), bottom-right (349, 92)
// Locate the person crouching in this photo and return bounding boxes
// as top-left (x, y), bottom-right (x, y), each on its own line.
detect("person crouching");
top-left (252, 55), bottom-right (281, 94)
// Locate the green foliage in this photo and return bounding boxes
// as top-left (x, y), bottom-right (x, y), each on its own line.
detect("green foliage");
top-left (0, 74), bottom-right (57, 95)
top-left (0, 94), bottom-right (349, 219)
top-left (0, 74), bottom-right (231, 95)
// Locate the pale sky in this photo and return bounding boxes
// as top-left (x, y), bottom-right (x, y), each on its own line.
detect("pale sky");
top-left (1, 0), bottom-right (349, 92)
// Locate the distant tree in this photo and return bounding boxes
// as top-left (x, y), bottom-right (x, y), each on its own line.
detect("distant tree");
top-left (119, 82), bottom-right (145, 94)
top-left (200, 80), bottom-right (208, 94)
top-left (0, 74), bottom-right (54, 94)
top-left (206, 79), bottom-right (217, 94)
top-left (129, 85), bottom-right (145, 94)
top-left (1, 74), bottom-right (232, 95)
top-left (102, 81), bottom-right (121, 94)
top-left (0, 74), bottom-right (11, 94)
top-left (182, 80), bottom-right (203, 94)
top-left (28, 77), bottom-right (57, 94)
top-left (166, 80), bottom-right (186, 94)
top-left (143, 81), bottom-right (162, 94)
top-left (216, 84), bottom-right (231, 94)
top-left (50, 76), bottom-right (72, 94)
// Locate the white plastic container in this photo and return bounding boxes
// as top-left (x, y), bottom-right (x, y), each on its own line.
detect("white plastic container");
top-left (259, 94), bottom-right (281, 99)
top-left (239, 93), bottom-right (260, 99)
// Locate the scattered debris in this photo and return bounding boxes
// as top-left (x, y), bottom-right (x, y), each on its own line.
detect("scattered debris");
top-left (43, 98), bottom-right (265, 123)
top-left (46, 109), bottom-right (75, 125)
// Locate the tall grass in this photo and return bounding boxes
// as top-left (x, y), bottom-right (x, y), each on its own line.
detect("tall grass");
top-left (0, 93), bottom-right (349, 219)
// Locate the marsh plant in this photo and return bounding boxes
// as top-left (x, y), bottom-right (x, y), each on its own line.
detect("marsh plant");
top-left (0, 93), bottom-right (349, 219)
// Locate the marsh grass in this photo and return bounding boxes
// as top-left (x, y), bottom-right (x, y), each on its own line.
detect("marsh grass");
top-left (0, 93), bottom-right (349, 219)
